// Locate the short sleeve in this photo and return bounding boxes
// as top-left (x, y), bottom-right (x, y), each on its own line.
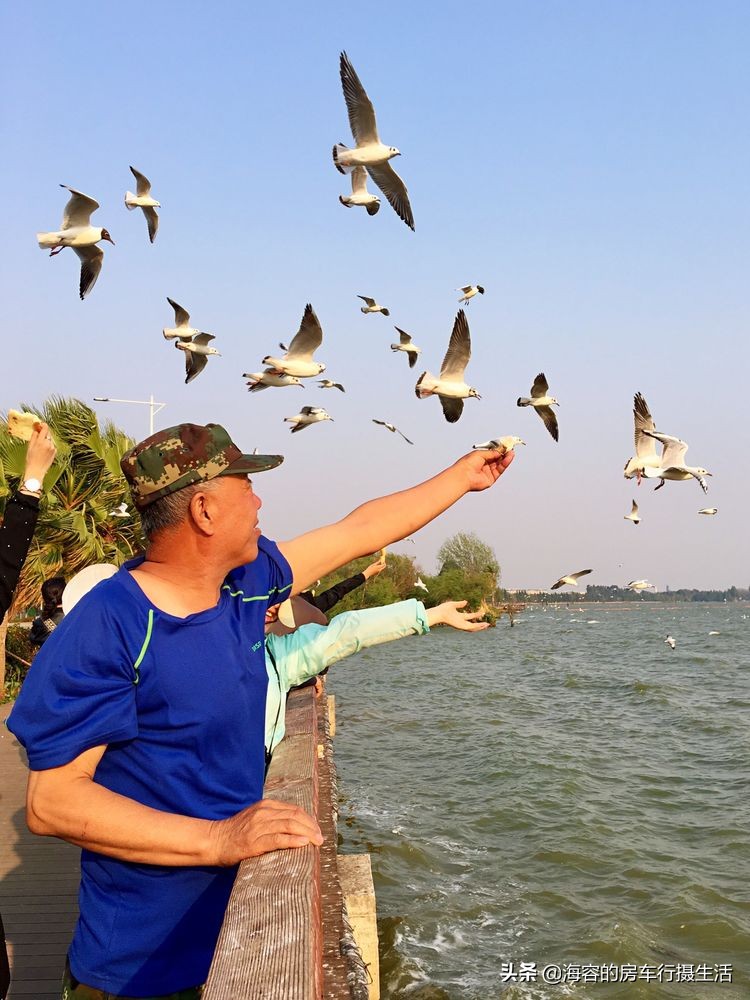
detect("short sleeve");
top-left (224, 536), bottom-right (293, 611)
top-left (7, 587), bottom-right (141, 770)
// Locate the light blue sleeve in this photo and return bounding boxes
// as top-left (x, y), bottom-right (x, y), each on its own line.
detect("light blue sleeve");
top-left (268, 599), bottom-right (429, 692)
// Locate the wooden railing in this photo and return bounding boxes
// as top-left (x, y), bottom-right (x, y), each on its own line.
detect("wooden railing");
top-left (204, 682), bottom-right (377, 1000)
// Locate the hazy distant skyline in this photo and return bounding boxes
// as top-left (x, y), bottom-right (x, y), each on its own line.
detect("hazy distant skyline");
top-left (2, 1), bottom-right (748, 589)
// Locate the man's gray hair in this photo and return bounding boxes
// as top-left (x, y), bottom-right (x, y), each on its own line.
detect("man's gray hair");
top-left (138, 480), bottom-right (219, 540)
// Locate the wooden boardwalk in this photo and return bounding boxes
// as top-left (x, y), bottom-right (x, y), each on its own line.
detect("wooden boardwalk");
top-left (0, 703), bottom-right (79, 999)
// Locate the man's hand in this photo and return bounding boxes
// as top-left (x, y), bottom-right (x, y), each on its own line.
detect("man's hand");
top-left (427, 600), bottom-right (490, 632)
top-left (24, 422), bottom-right (57, 485)
top-left (210, 798), bottom-right (324, 866)
top-left (456, 448), bottom-right (514, 492)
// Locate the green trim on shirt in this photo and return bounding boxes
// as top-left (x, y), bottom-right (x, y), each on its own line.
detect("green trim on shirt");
top-left (221, 582), bottom-right (292, 602)
top-left (132, 609), bottom-right (154, 684)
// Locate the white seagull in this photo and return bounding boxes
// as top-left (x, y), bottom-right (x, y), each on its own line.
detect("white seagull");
top-left (334, 51), bottom-right (414, 231)
top-left (391, 327), bottom-right (422, 368)
top-left (318, 379), bottom-right (346, 392)
top-left (415, 310), bottom-right (480, 423)
top-left (37, 185), bottom-right (115, 299)
top-left (358, 295), bottom-right (390, 316)
top-left (285, 406), bottom-right (333, 433)
top-left (109, 503), bottom-right (130, 519)
top-left (551, 569), bottom-right (592, 590)
top-left (163, 298), bottom-right (202, 341)
top-left (263, 304), bottom-right (327, 378)
top-left (624, 499), bottom-right (641, 525)
top-left (372, 419), bottom-right (413, 445)
top-left (665, 635), bottom-right (676, 649)
top-left (698, 507), bottom-right (718, 515)
top-left (457, 284), bottom-right (485, 304)
top-left (414, 577), bottom-right (429, 592)
top-left (472, 436), bottom-right (525, 453)
top-left (627, 579), bottom-right (655, 592)
top-left (623, 393), bottom-right (661, 484)
top-left (243, 370), bottom-right (303, 392)
top-left (339, 166), bottom-right (380, 216)
top-left (641, 431), bottom-right (712, 493)
top-left (124, 166), bottom-right (160, 243)
top-left (517, 373), bottom-right (559, 442)
top-left (175, 335), bottom-right (220, 384)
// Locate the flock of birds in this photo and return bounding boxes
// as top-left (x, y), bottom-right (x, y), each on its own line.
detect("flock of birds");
top-left (33, 51), bottom-right (717, 609)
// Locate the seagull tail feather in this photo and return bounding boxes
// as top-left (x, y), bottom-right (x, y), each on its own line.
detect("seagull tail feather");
top-left (517, 397), bottom-right (531, 407)
top-left (124, 192), bottom-right (138, 210)
top-left (333, 143), bottom-right (353, 175)
top-left (37, 232), bottom-right (60, 249)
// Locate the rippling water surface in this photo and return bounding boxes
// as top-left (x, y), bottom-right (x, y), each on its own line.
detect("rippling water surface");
top-left (331, 603), bottom-right (749, 999)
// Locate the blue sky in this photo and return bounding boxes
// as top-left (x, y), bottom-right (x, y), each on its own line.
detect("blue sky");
top-left (2, 1), bottom-right (748, 588)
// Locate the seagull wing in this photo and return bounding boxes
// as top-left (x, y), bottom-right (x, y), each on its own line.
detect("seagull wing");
top-left (192, 333), bottom-right (215, 346)
top-left (60, 185), bottom-right (99, 228)
top-left (395, 326), bottom-right (413, 346)
top-left (351, 166), bottom-right (369, 194)
top-left (633, 392), bottom-right (657, 459)
top-left (570, 569), bottom-right (593, 582)
top-left (372, 419), bottom-right (387, 427)
top-left (142, 206), bottom-right (159, 243)
top-left (287, 303), bottom-right (323, 360)
top-left (367, 161), bottom-right (415, 231)
top-left (440, 310), bottom-right (471, 380)
top-left (536, 405), bottom-right (559, 441)
top-left (406, 348), bottom-right (419, 368)
top-left (530, 372), bottom-right (549, 398)
top-left (440, 396), bottom-right (465, 423)
top-left (339, 51), bottom-right (380, 145)
top-left (397, 428), bottom-right (414, 445)
top-left (129, 166), bottom-right (152, 196)
top-left (630, 500), bottom-right (639, 515)
top-left (358, 295), bottom-right (376, 307)
top-left (301, 406), bottom-right (322, 416)
top-left (458, 285), bottom-right (474, 293)
top-left (73, 245), bottom-right (104, 299)
top-left (167, 297), bottom-right (191, 327)
top-left (644, 430), bottom-right (688, 465)
top-left (185, 351), bottom-right (207, 384)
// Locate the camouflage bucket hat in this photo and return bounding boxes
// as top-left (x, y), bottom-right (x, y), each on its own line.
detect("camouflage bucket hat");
top-left (121, 423), bottom-right (283, 510)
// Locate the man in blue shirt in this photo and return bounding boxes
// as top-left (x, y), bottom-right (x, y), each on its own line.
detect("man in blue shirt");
top-left (8, 421), bottom-right (514, 998)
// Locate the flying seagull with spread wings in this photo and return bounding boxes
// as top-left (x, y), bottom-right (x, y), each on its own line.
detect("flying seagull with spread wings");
top-left (390, 327), bottom-right (422, 368)
top-left (623, 393), bottom-right (661, 484)
top-left (517, 373), bottom-right (559, 441)
top-left (551, 569), bottom-right (592, 590)
top-left (333, 52), bottom-right (415, 231)
top-left (372, 419), bottom-right (413, 445)
top-left (415, 310), bottom-right (480, 423)
top-left (624, 499), bottom-right (641, 525)
top-left (641, 431), bottom-right (712, 493)
top-left (263, 304), bottom-right (327, 378)
top-left (163, 298), bottom-right (202, 341)
top-left (339, 166), bottom-right (380, 215)
top-left (358, 294), bottom-right (390, 316)
top-left (37, 185), bottom-right (115, 299)
top-left (458, 284), bottom-right (485, 304)
top-left (175, 334), bottom-right (220, 385)
top-left (124, 166), bottom-right (160, 243)
top-left (285, 406), bottom-right (333, 433)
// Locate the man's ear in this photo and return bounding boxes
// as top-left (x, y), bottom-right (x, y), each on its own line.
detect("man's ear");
top-left (188, 487), bottom-right (219, 536)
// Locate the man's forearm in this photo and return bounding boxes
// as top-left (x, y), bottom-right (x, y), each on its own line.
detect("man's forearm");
top-left (28, 767), bottom-right (217, 866)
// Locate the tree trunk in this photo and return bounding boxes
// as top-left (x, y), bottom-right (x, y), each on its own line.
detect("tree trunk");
top-left (0, 612), bottom-right (8, 696)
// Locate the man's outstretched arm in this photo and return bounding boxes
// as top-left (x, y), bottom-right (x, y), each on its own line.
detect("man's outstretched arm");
top-left (279, 448), bottom-right (514, 592)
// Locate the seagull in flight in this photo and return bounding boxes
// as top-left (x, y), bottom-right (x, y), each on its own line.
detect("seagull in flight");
top-left (415, 310), bottom-right (480, 423)
top-left (624, 500), bottom-right (641, 525)
top-left (551, 569), bottom-right (592, 590)
top-left (391, 327), bottom-right (421, 368)
top-left (163, 298), bottom-right (202, 341)
top-left (624, 393), bottom-right (661, 484)
top-left (641, 431), bottom-right (712, 493)
top-left (175, 334), bottom-right (220, 384)
top-left (665, 635), bottom-right (676, 649)
top-left (124, 166), bottom-right (160, 243)
top-left (698, 507), bottom-right (718, 515)
top-left (263, 304), bottom-right (327, 378)
top-left (243, 370), bottom-right (303, 392)
top-left (318, 379), bottom-right (346, 392)
top-left (457, 285), bottom-right (485, 304)
top-left (285, 406), bottom-right (333, 433)
top-left (414, 576), bottom-right (429, 592)
top-left (358, 295), bottom-right (390, 316)
top-left (517, 373), bottom-right (559, 442)
top-left (373, 419), bottom-right (413, 445)
top-left (339, 166), bottom-right (380, 216)
top-left (333, 52), bottom-right (415, 231)
top-left (37, 185), bottom-right (115, 299)
top-left (109, 503), bottom-right (130, 518)
top-left (627, 579), bottom-right (655, 592)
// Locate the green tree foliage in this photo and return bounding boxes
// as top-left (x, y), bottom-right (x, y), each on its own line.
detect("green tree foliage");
top-left (437, 531), bottom-right (500, 579)
top-left (312, 553), bottom-right (417, 613)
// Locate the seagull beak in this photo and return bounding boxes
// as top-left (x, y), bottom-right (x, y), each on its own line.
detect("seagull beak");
top-left (517, 440), bottom-right (526, 446)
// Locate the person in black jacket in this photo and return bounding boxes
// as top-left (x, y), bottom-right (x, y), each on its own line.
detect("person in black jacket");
top-left (301, 554), bottom-right (387, 613)
top-left (29, 576), bottom-right (66, 647)
top-left (0, 419), bottom-right (56, 1000)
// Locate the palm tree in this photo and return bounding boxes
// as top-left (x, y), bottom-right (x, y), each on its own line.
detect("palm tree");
top-left (1, 397), bottom-right (139, 687)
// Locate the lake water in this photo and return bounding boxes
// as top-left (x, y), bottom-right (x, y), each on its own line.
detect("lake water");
top-left (331, 603), bottom-right (749, 999)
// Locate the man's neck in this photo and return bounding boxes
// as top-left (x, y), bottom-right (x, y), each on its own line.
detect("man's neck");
top-left (129, 552), bottom-right (227, 618)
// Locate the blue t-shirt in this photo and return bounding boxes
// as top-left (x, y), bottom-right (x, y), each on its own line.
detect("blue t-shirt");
top-left (7, 537), bottom-right (292, 996)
